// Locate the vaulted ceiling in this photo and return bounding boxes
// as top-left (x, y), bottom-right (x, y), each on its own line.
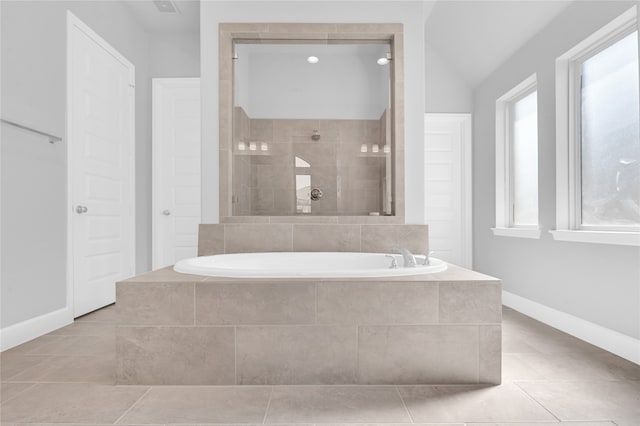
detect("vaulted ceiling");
top-left (425, 0), bottom-right (574, 87)
top-left (120, 0), bottom-right (575, 87)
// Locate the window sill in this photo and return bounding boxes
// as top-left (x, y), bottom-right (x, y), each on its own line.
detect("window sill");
top-left (491, 227), bottom-right (542, 239)
top-left (550, 230), bottom-right (640, 246)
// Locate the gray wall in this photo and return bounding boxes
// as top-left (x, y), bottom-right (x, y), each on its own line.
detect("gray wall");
top-left (472, 1), bottom-right (640, 339)
top-left (1, 0), bottom-right (151, 328)
top-left (200, 1), bottom-right (427, 224)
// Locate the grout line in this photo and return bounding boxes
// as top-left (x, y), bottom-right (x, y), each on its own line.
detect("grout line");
top-left (234, 326), bottom-right (238, 385)
top-left (0, 382), bottom-right (37, 405)
top-left (193, 283), bottom-right (196, 325)
top-left (395, 385), bottom-right (415, 424)
top-left (261, 386), bottom-right (274, 424)
top-left (314, 282), bottom-right (318, 324)
top-left (355, 325), bottom-right (360, 383)
top-left (113, 386), bottom-right (152, 425)
top-left (513, 380), bottom-right (562, 422)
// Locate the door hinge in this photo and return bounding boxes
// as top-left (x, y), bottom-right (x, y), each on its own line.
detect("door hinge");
top-left (128, 83), bottom-right (135, 88)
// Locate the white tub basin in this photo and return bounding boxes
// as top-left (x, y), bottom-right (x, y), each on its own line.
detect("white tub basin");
top-left (174, 252), bottom-right (447, 278)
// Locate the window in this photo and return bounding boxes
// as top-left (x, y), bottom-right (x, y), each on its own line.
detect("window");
top-left (492, 74), bottom-right (541, 239)
top-left (555, 6), bottom-right (640, 246)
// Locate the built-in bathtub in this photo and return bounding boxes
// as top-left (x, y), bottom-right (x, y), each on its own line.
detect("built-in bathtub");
top-left (174, 252), bottom-right (448, 278)
top-left (116, 254), bottom-right (502, 386)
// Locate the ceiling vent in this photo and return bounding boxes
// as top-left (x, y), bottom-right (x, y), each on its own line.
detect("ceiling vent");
top-left (152, 0), bottom-right (181, 14)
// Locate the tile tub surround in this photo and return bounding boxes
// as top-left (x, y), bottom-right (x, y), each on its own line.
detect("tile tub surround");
top-left (115, 263), bottom-right (501, 385)
top-left (197, 223), bottom-right (429, 256)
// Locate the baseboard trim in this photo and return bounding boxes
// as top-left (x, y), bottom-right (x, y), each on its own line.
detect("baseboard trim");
top-left (0, 307), bottom-right (73, 351)
top-left (503, 290), bottom-right (640, 365)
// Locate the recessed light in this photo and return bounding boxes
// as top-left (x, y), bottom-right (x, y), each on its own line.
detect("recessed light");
top-left (307, 56), bottom-right (319, 64)
top-left (377, 57), bottom-right (389, 65)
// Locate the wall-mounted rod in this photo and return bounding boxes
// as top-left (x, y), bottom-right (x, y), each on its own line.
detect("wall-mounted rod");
top-left (0, 118), bottom-right (62, 143)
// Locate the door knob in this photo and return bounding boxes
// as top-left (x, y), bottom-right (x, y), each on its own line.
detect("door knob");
top-left (162, 210), bottom-right (171, 216)
top-left (75, 205), bottom-right (88, 214)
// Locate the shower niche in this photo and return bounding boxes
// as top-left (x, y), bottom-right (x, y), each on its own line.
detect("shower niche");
top-left (220, 24), bottom-right (404, 220)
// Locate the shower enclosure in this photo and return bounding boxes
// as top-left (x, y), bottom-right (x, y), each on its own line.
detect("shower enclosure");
top-left (231, 42), bottom-right (394, 216)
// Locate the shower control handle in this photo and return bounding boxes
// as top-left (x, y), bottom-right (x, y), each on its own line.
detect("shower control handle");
top-left (75, 205), bottom-right (88, 214)
top-left (310, 188), bottom-right (323, 201)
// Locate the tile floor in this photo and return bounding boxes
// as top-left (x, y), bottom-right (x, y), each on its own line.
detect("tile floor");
top-left (0, 305), bottom-right (639, 424)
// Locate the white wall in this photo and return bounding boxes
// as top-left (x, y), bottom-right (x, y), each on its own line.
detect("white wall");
top-left (201, 0), bottom-right (426, 223)
top-left (150, 33), bottom-right (200, 78)
top-left (0, 0), bottom-right (151, 331)
top-left (472, 1), bottom-right (640, 339)
top-left (424, 41), bottom-right (472, 113)
top-left (236, 45), bottom-right (389, 120)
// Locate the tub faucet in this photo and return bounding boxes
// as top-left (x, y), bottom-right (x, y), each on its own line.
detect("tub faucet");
top-left (389, 246), bottom-right (417, 268)
top-left (423, 251), bottom-right (435, 265)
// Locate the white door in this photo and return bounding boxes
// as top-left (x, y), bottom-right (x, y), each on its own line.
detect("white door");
top-left (152, 78), bottom-right (201, 269)
top-left (67, 12), bottom-right (135, 317)
top-left (424, 114), bottom-right (472, 268)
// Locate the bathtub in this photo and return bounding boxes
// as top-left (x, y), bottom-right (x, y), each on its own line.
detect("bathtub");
top-left (174, 252), bottom-right (447, 278)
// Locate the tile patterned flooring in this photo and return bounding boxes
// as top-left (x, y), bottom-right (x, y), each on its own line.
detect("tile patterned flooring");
top-left (0, 305), bottom-right (639, 425)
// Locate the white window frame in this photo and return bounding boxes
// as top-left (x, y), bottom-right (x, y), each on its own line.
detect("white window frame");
top-left (492, 74), bottom-right (541, 239)
top-left (553, 6), bottom-right (640, 246)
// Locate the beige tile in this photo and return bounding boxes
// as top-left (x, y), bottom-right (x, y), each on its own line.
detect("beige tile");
top-left (317, 281), bottom-right (438, 325)
top-left (440, 281), bottom-right (502, 323)
top-left (292, 224), bottom-right (360, 252)
top-left (469, 423), bottom-right (614, 426)
top-left (502, 320), bottom-right (605, 355)
top-left (399, 383), bottom-right (557, 422)
top-left (0, 383), bottom-right (34, 403)
top-left (219, 80), bottom-right (233, 151)
top-left (273, 119), bottom-right (320, 143)
top-left (357, 326), bottom-right (479, 384)
top-left (224, 224), bottom-right (293, 253)
top-left (221, 215), bottom-right (270, 223)
top-left (507, 350), bottom-right (640, 381)
top-left (479, 325), bottom-right (502, 384)
top-left (116, 282), bottom-right (194, 325)
top-left (26, 334), bottom-right (114, 357)
top-left (250, 119), bottom-right (274, 142)
top-left (265, 386), bottom-right (411, 423)
top-left (0, 354), bottom-right (48, 380)
top-left (270, 215), bottom-right (339, 224)
top-left (48, 321), bottom-right (115, 336)
top-left (0, 383), bottom-right (146, 423)
top-left (236, 326), bottom-right (357, 385)
top-left (75, 304), bottom-right (117, 324)
top-left (197, 224), bottom-right (225, 256)
top-left (120, 266), bottom-right (205, 283)
top-left (337, 215), bottom-right (404, 224)
top-left (502, 353), bottom-right (547, 381)
top-left (2, 335), bottom-right (68, 356)
top-left (6, 355), bottom-right (114, 384)
top-left (518, 380), bottom-right (640, 421)
top-left (360, 224), bottom-right (429, 254)
top-left (196, 282), bottom-right (315, 325)
top-left (116, 326), bottom-right (234, 385)
top-left (117, 386), bottom-right (271, 424)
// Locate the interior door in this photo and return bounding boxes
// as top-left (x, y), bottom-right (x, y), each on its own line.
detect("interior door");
top-left (68, 13), bottom-right (135, 317)
top-left (152, 78), bottom-right (201, 269)
top-left (424, 114), bottom-right (472, 268)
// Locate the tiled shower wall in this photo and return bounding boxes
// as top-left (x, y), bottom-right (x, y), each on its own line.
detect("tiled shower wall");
top-left (231, 107), bottom-right (392, 216)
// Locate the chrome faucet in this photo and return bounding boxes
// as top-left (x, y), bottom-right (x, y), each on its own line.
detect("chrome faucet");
top-left (385, 254), bottom-right (398, 269)
top-left (389, 246), bottom-right (417, 268)
top-left (423, 251), bottom-right (435, 265)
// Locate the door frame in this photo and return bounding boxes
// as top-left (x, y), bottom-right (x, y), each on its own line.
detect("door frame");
top-left (424, 113), bottom-right (473, 268)
top-left (151, 77), bottom-right (201, 269)
top-left (66, 11), bottom-right (136, 317)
